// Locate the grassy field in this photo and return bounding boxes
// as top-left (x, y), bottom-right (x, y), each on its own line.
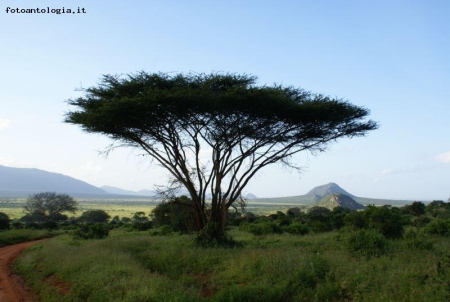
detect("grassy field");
top-left (0, 198), bottom-right (159, 220)
top-left (0, 198), bottom-right (290, 221)
top-left (0, 229), bottom-right (63, 248)
top-left (13, 227), bottom-right (450, 301)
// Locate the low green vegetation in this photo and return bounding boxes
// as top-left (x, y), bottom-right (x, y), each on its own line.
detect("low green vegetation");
top-left (0, 229), bottom-right (60, 247)
top-left (3, 195), bottom-right (450, 300)
top-left (14, 228), bottom-right (450, 301)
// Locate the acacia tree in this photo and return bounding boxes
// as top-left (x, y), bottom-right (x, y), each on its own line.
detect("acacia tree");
top-left (24, 192), bottom-right (78, 223)
top-left (65, 72), bottom-right (377, 243)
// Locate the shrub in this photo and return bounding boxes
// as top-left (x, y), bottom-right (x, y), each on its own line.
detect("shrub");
top-left (71, 223), bottom-right (110, 239)
top-left (132, 221), bottom-right (153, 231)
top-left (151, 196), bottom-right (197, 233)
top-left (243, 221), bottom-right (281, 236)
top-left (344, 205), bottom-right (404, 239)
top-left (406, 238), bottom-right (434, 250)
top-left (344, 229), bottom-right (387, 257)
top-left (150, 225), bottom-right (174, 236)
top-left (423, 219), bottom-right (450, 236)
top-left (0, 212), bottom-right (11, 230)
top-left (282, 222), bottom-right (309, 235)
top-left (78, 210), bottom-right (110, 224)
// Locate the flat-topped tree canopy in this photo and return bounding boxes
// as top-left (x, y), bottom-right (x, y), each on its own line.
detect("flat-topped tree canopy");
top-left (65, 71), bottom-right (378, 244)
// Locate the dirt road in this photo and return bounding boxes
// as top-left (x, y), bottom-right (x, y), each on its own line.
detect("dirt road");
top-left (0, 240), bottom-right (46, 302)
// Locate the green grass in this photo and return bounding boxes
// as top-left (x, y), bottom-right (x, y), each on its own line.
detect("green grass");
top-left (0, 229), bottom-right (62, 248)
top-left (13, 227), bottom-right (450, 301)
top-left (0, 198), bottom-right (157, 220)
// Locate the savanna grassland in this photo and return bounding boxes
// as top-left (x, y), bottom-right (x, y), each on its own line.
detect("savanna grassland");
top-left (0, 198), bottom-right (290, 221)
top-left (12, 227), bottom-right (450, 302)
top-left (2, 198), bottom-right (450, 301)
top-left (0, 198), bottom-right (158, 220)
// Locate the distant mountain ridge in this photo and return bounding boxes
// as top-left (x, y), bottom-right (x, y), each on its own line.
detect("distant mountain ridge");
top-left (0, 165), bottom-right (411, 205)
top-left (100, 186), bottom-right (155, 197)
top-left (0, 165), bottom-right (106, 197)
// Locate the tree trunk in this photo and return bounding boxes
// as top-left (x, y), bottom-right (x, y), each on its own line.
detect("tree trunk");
top-left (195, 203), bottom-right (231, 246)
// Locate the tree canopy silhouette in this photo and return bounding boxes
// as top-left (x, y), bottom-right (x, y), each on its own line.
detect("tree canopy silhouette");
top-left (65, 72), bottom-right (378, 243)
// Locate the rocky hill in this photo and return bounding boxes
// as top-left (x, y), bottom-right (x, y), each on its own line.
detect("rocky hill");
top-left (306, 182), bottom-right (355, 201)
top-left (254, 182), bottom-right (410, 206)
top-left (316, 193), bottom-right (365, 210)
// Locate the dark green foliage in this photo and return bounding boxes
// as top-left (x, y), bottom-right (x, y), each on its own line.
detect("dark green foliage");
top-left (305, 206), bottom-right (333, 233)
top-left (130, 212), bottom-right (153, 231)
top-left (426, 200), bottom-right (450, 219)
top-left (411, 216), bottom-right (431, 228)
top-left (404, 201), bottom-right (426, 217)
top-left (10, 221), bottom-right (24, 229)
top-left (423, 219), bottom-right (450, 236)
top-left (240, 221), bottom-right (282, 236)
top-left (78, 210), bottom-right (110, 224)
top-left (406, 238), bottom-right (434, 250)
top-left (344, 205), bottom-right (404, 239)
top-left (282, 222), bottom-right (310, 235)
top-left (132, 212), bottom-right (149, 223)
top-left (344, 229), bottom-right (388, 257)
top-left (150, 225), bottom-right (174, 236)
top-left (286, 207), bottom-right (302, 217)
top-left (132, 221), bottom-right (153, 231)
top-left (23, 192), bottom-right (77, 223)
top-left (151, 196), bottom-right (196, 233)
top-left (329, 206), bottom-right (351, 229)
top-left (71, 223), bottom-right (110, 239)
top-left (0, 212), bottom-right (11, 230)
top-left (120, 217), bottom-right (132, 223)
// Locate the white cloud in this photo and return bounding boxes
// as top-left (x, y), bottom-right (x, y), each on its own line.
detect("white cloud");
top-left (67, 161), bottom-right (105, 178)
top-left (380, 168), bottom-right (395, 175)
top-left (0, 119), bottom-right (12, 130)
top-left (380, 162), bottom-right (436, 176)
top-left (0, 157), bottom-right (31, 168)
top-left (435, 151), bottom-right (450, 164)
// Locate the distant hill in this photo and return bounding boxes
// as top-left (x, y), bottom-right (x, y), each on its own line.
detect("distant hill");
top-left (245, 193), bottom-right (258, 199)
top-left (100, 186), bottom-right (156, 197)
top-left (0, 165), bottom-right (107, 197)
top-left (316, 193), bottom-right (365, 210)
top-left (255, 182), bottom-right (411, 206)
top-left (306, 182), bottom-right (355, 200)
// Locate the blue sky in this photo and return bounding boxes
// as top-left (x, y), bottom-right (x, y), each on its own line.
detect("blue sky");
top-left (1, 0), bottom-right (449, 200)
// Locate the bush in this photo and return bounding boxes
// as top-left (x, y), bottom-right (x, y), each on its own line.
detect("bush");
top-left (344, 229), bottom-right (387, 257)
top-left (242, 221), bottom-right (281, 236)
top-left (344, 205), bottom-right (404, 239)
top-left (0, 212), bottom-right (11, 230)
top-left (78, 210), bottom-right (110, 224)
top-left (423, 219), bottom-right (450, 236)
top-left (71, 223), bottom-right (110, 240)
top-left (150, 225), bottom-right (174, 236)
top-left (151, 196), bottom-right (197, 233)
top-left (282, 222), bottom-right (309, 235)
top-left (132, 221), bottom-right (153, 231)
top-left (406, 238), bottom-right (434, 250)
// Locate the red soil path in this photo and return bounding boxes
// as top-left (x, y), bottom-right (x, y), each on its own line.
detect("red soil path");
top-left (0, 240), bottom-right (46, 302)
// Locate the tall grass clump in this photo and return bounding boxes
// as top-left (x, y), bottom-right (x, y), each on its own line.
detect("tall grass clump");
top-left (343, 229), bottom-right (388, 258)
top-left (71, 223), bottom-right (110, 240)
